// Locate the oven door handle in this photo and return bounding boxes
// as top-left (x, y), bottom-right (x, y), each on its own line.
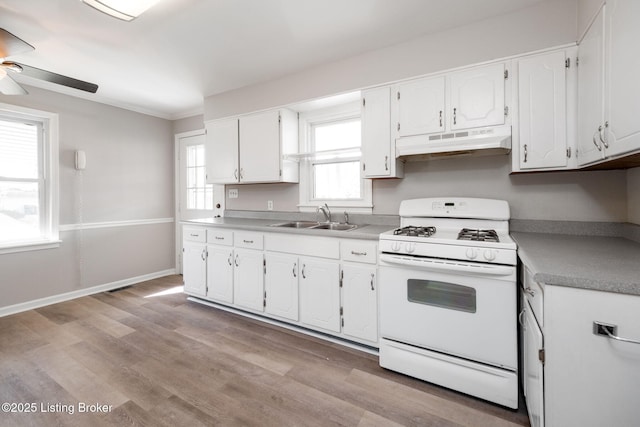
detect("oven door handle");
top-left (380, 254), bottom-right (514, 276)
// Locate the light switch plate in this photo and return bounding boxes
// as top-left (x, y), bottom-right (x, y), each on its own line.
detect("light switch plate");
top-left (228, 188), bottom-right (238, 199)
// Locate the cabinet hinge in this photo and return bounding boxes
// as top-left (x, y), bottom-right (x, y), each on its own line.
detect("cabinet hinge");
top-left (576, 57), bottom-right (579, 67)
top-left (397, 91), bottom-right (400, 100)
top-left (339, 270), bottom-right (343, 288)
top-left (182, 247), bottom-right (184, 253)
top-left (504, 69), bottom-right (509, 79)
top-left (504, 106), bottom-right (509, 117)
top-left (279, 169), bottom-right (282, 177)
top-left (565, 58), bottom-right (570, 68)
top-left (362, 98), bottom-right (366, 107)
top-left (278, 114), bottom-right (281, 124)
top-left (397, 122), bottom-right (400, 131)
top-left (362, 163), bottom-right (366, 171)
top-left (340, 306), bottom-right (343, 315)
top-left (538, 348), bottom-right (545, 365)
top-left (567, 147), bottom-right (572, 158)
top-left (263, 258), bottom-right (266, 274)
top-left (341, 318), bottom-right (344, 328)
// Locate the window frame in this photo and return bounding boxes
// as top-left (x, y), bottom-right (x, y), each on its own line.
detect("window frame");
top-left (0, 102), bottom-right (59, 254)
top-left (298, 102), bottom-right (372, 213)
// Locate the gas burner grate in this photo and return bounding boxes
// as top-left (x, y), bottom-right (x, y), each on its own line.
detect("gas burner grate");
top-left (393, 225), bottom-right (437, 237)
top-left (457, 228), bottom-right (500, 242)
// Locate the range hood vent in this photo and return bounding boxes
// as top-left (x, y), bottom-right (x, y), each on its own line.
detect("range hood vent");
top-left (396, 125), bottom-right (511, 160)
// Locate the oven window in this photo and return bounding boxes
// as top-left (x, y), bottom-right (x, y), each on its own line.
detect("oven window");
top-left (407, 279), bottom-right (476, 313)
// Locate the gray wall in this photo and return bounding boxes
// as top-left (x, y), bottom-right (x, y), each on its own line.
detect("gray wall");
top-left (173, 114), bottom-right (204, 134)
top-left (0, 86), bottom-right (175, 311)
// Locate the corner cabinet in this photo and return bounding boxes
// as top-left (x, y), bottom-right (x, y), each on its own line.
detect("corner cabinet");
top-left (361, 86), bottom-right (404, 178)
top-left (205, 109), bottom-right (299, 184)
top-left (512, 48), bottom-right (577, 172)
top-left (578, 1), bottom-right (640, 166)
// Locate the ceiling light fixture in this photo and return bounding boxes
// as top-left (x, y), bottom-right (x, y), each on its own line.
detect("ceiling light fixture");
top-left (82, 0), bottom-right (162, 21)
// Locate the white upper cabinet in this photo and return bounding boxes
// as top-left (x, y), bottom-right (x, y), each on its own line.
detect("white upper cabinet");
top-left (361, 86), bottom-right (404, 178)
top-left (604, 0), bottom-right (640, 158)
top-left (448, 63), bottom-right (506, 130)
top-left (205, 118), bottom-right (239, 184)
top-left (513, 48), bottom-right (576, 172)
top-left (578, 1), bottom-right (640, 166)
top-left (393, 62), bottom-right (508, 141)
top-left (396, 76), bottom-right (445, 137)
top-left (205, 109), bottom-right (299, 184)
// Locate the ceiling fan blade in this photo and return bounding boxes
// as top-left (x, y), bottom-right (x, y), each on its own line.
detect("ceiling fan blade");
top-left (0, 73), bottom-right (28, 95)
top-left (16, 62), bottom-right (98, 93)
top-left (0, 28), bottom-right (35, 58)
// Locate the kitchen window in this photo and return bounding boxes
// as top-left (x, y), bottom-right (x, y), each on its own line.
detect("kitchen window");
top-left (298, 102), bottom-right (372, 213)
top-left (0, 103), bottom-right (59, 253)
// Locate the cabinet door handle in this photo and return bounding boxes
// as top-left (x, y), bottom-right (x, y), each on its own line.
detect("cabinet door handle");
top-left (370, 273), bottom-right (375, 291)
top-left (592, 129), bottom-right (603, 151)
top-left (439, 110), bottom-right (443, 127)
top-left (523, 144), bottom-right (528, 163)
top-left (518, 309), bottom-right (526, 327)
top-left (292, 262), bottom-right (297, 278)
top-left (594, 321), bottom-right (640, 345)
top-left (301, 264), bottom-right (306, 279)
top-left (234, 254), bottom-right (239, 267)
top-left (201, 249), bottom-right (206, 261)
top-left (384, 155), bottom-right (388, 171)
top-left (234, 168), bottom-right (238, 180)
top-left (453, 107), bottom-right (457, 125)
top-left (598, 122), bottom-right (609, 149)
top-left (228, 253), bottom-right (233, 266)
top-left (239, 168), bottom-right (244, 180)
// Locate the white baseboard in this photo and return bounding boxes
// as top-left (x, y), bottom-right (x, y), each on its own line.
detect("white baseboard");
top-left (0, 269), bottom-right (177, 318)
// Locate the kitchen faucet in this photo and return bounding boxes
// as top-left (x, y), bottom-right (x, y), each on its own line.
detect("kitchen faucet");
top-left (317, 203), bottom-right (331, 223)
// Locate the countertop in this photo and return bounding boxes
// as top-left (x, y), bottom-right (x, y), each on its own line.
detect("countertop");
top-left (512, 232), bottom-right (640, 296)
top-left (183, 217), bottom-right (395, 241)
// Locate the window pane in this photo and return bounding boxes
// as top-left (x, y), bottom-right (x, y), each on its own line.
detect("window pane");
top-left (0, 119), bottom-right (39, 179)
top-left (196, 145), bottom-right (205, 167)
top-left (187, 145), bottom-right (196, 167)
top-left (313, 119), bottom-right (361, 151)
top-left (313, 161), bottom-right (361, 199)
top-left (187, 167), bottom-right (196, 188)
top-left (196, 166), bottom-right (205, 188)
top-left (0, 181), bottom-right (41, 241)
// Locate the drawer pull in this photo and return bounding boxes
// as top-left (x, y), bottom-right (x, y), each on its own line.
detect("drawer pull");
top-left (351, 251), bottom-right (367, 256)
top-left (593, 321), bottom-right (640, 345)
top-left (243, 239), bottom-right (254, 244)
top-left (190, 233), bottom-right (199, 237)
top-left (215, 236), bottom-right (225, 240)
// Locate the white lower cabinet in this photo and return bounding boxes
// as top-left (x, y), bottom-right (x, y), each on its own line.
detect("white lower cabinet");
top-left (341, 264), bottom-right (378, 343)
top-left (183, 241), bottom-right (207, 297)
top-left (206, 245), bottom-right (234, 304)
top-left (522, 300), bottom-right (544, 427)
top-left (233, 247), bottom-right (264, 312)
top-left (264, 253), bottom-right (299, 321)
top-left (299, 257), bottom-right (341, 333)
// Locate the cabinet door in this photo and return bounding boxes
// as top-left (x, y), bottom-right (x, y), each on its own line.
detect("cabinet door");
top-left (362, 87), bottom-right (393, 177)
top-left (524, 303), bottom-right (544, 427)
top-left (239, 110), bottom-right (281, 183)
top-left (577, 7), bottom-right (606, 166)
top-left (604, 0), bottom-right (640, 158)
top-left (207, 245), bottom-right (234, 304)
top-left (299, 258), bottom-right (340, 332)
top-left (264, 253), bottom-right (299, 321)
top-left (233, 248), bottom-right (264, 311)
top-left (448, 63), bottom-right (505, 130)
top-left (396, 76), bottom-right (445, 137)
top-left (205, 118), bottom-right (239, 183)
top-left (341, 265), bottom-right (378, 343)
top-left (517, 51), bottom-right (568, 170)
top-left (183, 241), bottom-right (207, 297)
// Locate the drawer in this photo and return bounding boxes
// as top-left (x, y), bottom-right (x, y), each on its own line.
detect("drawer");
top-left (235, 232), bottom-right (263, 250)
top-left (207, 229), bottom-right (233, 246)
top-left (522, 266), bottom-right (544, 327)
top-left (183, 226), bottom-right (206, 243)
top-left (341, 240), bottom-right (377, 264)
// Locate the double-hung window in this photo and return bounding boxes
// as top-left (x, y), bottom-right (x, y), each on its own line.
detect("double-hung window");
top-left (298, 102), bottom-right (372, 213)
top-left (0, 103), bottom-right (59, 253)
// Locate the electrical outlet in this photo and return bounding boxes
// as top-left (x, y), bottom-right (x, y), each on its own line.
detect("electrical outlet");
top-left (593, 321), bottom-right (617, 337)
top-left (267, 200), bottom-right (273, 211)
top-left (228, 188), bottom-right (239, 199)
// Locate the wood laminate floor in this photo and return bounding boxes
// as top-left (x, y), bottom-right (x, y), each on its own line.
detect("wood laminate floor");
top-left (0, 275), bottom-right (530, 426)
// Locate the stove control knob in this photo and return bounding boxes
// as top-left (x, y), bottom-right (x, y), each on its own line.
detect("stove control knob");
top-left (483, 249), bottom-right (497, 261)
top-left (466, 248), bottom-right (478, 260)
top-left (391, 242), bottom-right (401, 252)
top-left (406, 243), bottom-right (416, 254)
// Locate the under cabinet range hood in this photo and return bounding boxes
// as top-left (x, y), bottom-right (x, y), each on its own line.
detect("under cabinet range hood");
top-left (395, 125), bottom-right (511, 160)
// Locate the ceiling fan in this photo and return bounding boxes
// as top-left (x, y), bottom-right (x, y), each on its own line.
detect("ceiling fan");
top-left (0, 28), bottom-right (98, 95)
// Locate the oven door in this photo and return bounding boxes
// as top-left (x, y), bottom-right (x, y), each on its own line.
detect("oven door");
top-left (379, 253), bottom-right (517, 370)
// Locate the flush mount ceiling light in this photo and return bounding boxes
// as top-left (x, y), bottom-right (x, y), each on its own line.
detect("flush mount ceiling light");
top-left (82, 0), bottom-right (162, 21)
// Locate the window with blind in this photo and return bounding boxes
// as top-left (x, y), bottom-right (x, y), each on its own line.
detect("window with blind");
top-left (0, 104), bottom-right (58, 251)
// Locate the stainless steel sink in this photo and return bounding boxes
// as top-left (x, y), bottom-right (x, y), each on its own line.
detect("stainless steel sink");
top-left (269, 221), bottom-right (362, 231)
top-left (269, 221), bottom-right (321, 228)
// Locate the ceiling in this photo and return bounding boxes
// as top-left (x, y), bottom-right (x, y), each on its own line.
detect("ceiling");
top-left (0, 0), bottom-right (548, 119)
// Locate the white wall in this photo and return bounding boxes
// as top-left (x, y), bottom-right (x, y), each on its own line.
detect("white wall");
top-left (0, 86), bottom-right (175, 312)
top-left (204, 0), bottom-right (577, 120)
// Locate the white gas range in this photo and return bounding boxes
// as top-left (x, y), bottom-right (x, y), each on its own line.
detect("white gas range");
top-left (378, 197), bottom-right (518, 409)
